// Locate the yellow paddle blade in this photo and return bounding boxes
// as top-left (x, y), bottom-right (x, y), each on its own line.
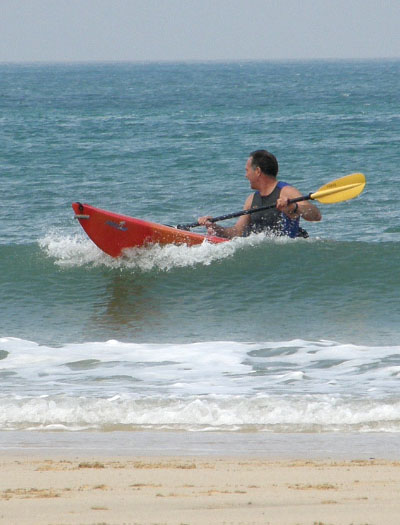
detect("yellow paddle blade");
top-left (310, 173), bottom-right (366, 204)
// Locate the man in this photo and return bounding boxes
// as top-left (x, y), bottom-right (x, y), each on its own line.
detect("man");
top-left (198, 150), bottom-right (321, 238)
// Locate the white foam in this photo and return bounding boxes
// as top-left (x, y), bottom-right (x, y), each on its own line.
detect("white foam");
top-left (2, 337), bottom-right (400, 395)
top-left (38, 232), bottom-right (110, 267)
top-left (2, 337), bottom-right (400, 432)
top-left (38, 229), bottom-right (293, 271)
top-left (2, 394), bottom-right (400, 433)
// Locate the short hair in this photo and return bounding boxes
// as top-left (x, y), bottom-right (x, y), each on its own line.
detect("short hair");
top-left (250, 150), bottom-right (279, 177)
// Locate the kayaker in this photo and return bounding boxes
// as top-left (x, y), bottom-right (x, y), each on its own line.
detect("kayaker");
top-left (198, 149), bottom-right (321, 239)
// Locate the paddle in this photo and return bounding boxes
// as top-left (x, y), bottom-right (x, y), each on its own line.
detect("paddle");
top-left (176, 173), bottom-right (366, 230)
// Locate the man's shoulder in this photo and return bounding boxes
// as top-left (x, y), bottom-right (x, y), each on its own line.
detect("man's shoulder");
top-left (279, 182), bottom-right (302, 198)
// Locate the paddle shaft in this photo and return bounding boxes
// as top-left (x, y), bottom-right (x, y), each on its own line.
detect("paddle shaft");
top-left (176, 194), bottom-right (310, 230)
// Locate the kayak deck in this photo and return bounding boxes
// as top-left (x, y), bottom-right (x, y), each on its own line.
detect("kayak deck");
top-left (72, 202), bottom-right (227, 257)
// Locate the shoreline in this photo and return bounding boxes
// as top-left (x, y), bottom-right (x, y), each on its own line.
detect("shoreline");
top-left (1, 430), bottom-right (400, 460)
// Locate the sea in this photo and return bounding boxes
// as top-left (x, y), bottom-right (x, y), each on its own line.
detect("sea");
top-left (1, 60), bottom-right (400, 454)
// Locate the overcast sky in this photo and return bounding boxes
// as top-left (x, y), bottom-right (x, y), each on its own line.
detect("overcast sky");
top-left (1, 0), bottom-right (399, 62)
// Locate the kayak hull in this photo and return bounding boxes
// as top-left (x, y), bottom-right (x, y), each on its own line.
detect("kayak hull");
top-left (72, 203), bottom-right (227, 257)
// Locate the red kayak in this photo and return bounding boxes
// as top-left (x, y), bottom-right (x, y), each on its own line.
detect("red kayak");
top-left (72, 202), bottom-right (227, 257)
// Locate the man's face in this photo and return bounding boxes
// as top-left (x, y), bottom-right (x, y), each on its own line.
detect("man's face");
top-left (245, 157), bottom-right (259, 188)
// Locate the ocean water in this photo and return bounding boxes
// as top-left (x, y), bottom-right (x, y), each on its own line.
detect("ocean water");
top-left (1, 60), bottom-right (400, 435)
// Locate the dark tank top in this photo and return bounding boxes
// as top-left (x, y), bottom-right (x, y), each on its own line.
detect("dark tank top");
top-left (246, 181), bottom-right (308, 238)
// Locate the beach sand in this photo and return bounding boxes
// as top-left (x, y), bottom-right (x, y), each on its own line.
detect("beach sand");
top-left (1, 454), bottom-right (400, 525)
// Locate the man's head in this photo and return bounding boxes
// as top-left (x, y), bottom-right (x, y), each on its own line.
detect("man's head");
top-left (249, 150), bottom-right (279, 178)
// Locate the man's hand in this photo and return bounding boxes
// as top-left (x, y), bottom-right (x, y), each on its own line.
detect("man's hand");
top-left (198, 215), bottom-right (218, 234)
top-left (276, 197), bottom-right (299, 217)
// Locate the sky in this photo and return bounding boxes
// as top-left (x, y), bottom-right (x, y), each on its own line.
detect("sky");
top-left (1, 0), bottom-right (399, 62)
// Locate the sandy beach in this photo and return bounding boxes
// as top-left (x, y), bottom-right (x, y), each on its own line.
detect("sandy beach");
top-left (1, 453), bottom-right (400, 525)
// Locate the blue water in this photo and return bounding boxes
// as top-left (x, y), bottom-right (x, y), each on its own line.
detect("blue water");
top-left (1, 60), bottom-right (400, 433)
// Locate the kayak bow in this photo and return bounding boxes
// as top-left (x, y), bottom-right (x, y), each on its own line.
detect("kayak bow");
top-left (72, 202), bottom-right (227, 257)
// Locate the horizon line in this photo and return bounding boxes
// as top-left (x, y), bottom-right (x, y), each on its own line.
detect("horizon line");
top-left (1, 56), bottom-right (399, 66)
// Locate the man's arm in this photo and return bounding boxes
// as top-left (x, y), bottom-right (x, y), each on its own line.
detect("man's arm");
top-left (276, 185), bottom-right (322, 222)
top-left (198, 194), bottom-right (253, 238)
